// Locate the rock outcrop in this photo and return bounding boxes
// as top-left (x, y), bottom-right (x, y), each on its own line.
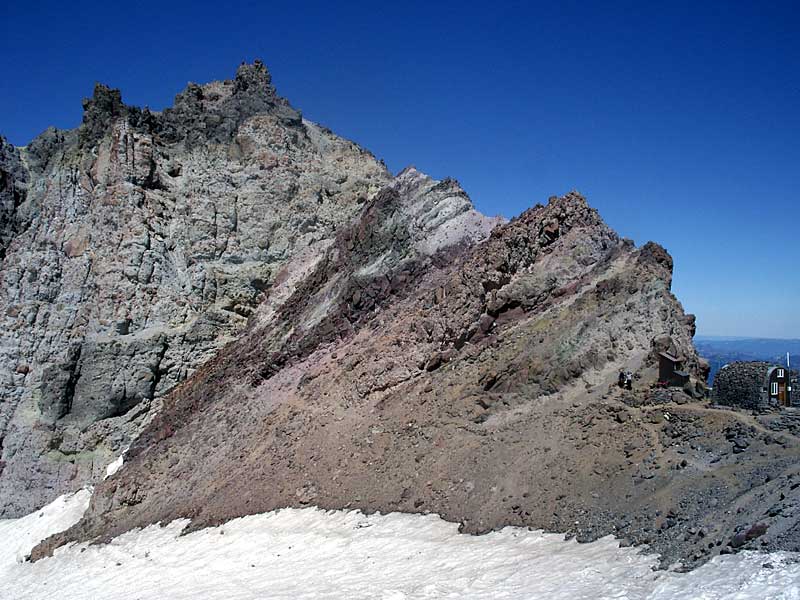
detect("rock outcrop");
top-left (0, 136), bottom-right (27, 257)
top-left (36, 188), bottom-right (743, 569)
top-left (3, 61), bottom-right (799, 571)
top-left (0, 61), bottom-right (389, 516)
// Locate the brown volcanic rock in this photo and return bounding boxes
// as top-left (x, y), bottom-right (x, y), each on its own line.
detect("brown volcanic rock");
top-left (4, 62), bottom-right (798, 570)
top-left (35, 190), bottom-right (800, 570)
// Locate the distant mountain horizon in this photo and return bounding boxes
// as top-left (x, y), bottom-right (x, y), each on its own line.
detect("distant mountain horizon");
top-left (696, 335), bottom-right (800, 343)
top-left (694, 336), bottom-right (800, 383)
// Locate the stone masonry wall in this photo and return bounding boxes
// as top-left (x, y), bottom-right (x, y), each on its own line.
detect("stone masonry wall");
top-left (713, 361), bottom-right (770, 410)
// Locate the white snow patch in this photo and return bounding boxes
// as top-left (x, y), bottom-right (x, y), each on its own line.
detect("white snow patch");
top-left (104, 449), bottom-right (127, 480)
top-left (104, 455), bottom-right (124, 479)
top-left (0, 489), bottom-right (91, 567)
top-left (0, 493), bottom-right (798, 599)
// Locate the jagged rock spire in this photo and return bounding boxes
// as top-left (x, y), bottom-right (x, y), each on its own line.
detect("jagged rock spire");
top-left (75, 60), bottom-right (297, 149)
top-left (80, 83), bottom-right (127, 146)
top-left (234, 59), bottom-right (274, 95)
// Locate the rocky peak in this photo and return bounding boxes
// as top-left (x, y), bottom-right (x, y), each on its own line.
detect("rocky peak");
top-left (0, 61), bottom-right (389, 518)
top-left (478, 190), bottom-right (611, 280)
top-left (637, 241), bottom-right (674, 286)
top-left (155, 60), bottom-right (301, 146)
top-left (388, 167), bottom-right (503, 255)
top-left (80, 83), bottom-right (127, 146)
top-left (511, 191), bottom-right (594, 228)
top-left (73, 61), bottom-right (299, 151)
top-left (233, 59), bottom-right (275, 96)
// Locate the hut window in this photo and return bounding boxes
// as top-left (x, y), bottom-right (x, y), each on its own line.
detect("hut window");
top-left (778, 369), bottom-right (785, 378)
top-left (771, 382), bottom-right (779, 395)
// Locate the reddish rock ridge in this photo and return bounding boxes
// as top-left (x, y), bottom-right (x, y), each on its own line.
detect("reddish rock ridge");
top-left (34, 185), bottom-right (800, 570)
top-left (2, 61), bottom-right (797, 570)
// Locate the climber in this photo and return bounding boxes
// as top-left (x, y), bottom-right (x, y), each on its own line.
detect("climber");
top-left (618, 371), bottom-right (633, 390)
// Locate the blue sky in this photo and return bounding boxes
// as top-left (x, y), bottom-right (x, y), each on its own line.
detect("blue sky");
top-left (1, 1), bottom-right (798, 337)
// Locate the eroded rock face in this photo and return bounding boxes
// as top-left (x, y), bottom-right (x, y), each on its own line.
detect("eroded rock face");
top-left (42, 188), bottom-right (800, 572)
top-left (0, 137), bottom-right (27, 257)
top-left (0, 61), bottom-right (390, 517)
top-left (40, 190), bottom-right (755, 572)
top-left (9, 61), bottom-right (799, 572)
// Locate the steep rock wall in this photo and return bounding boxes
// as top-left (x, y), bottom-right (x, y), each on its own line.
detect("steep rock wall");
top-left (45, 193), bottom-right (740, 571)
top-left (0, 62), bottom-right (390, 517)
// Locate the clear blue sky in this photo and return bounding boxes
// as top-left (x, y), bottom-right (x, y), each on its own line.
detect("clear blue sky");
top-left (1, 1), bottom-right (798, 337)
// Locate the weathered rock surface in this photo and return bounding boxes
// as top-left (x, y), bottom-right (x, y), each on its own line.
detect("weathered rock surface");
top-left (3, 61), bottom-right (799, 572)
top-left (0, 137), bottom-right (27, 257)
top-left (0, 61), bottom-right (390, 516)
top-left (38, 184), bottom-right (800, 571)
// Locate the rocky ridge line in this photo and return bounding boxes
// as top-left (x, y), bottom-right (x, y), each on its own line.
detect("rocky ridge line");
top-left (0, 61), bottom-right (390, 516)
top-left (2, 61), bottom-right (798, 572)
top-left (38, 188), bottom-right (789, 572)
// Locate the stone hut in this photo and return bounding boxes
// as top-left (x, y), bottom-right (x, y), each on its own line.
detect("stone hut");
top-left (713, 361), bottom-right (794, 410)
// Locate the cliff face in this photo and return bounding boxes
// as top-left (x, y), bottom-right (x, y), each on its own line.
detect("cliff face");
top-left (39, 186), bottom-right (740, 568)
top-left (0, 61), bottom-right (389, 517)
top-left (0, 137), bottom-right (28, 261)
top-left (5, 62), bottom-right (799, 570)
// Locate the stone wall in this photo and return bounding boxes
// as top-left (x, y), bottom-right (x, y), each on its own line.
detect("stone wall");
top-left (713, 361), bottom-right (771, 410)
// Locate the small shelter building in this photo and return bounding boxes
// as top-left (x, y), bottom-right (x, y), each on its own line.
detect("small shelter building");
top-left (712, 361), bottom-right (794, 410)
top-left (658, 352), bottom-right (690, 387)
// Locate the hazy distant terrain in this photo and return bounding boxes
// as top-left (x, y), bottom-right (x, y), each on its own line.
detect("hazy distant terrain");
top-left (695, 336), bottom-right (800, 383)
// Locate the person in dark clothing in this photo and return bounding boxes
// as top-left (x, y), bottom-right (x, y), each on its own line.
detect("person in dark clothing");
top-left (618, 371), bottom-right (633, 390)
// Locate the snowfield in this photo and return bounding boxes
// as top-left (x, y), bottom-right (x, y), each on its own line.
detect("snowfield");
top-left (1, 490), bottom-right (798, 599)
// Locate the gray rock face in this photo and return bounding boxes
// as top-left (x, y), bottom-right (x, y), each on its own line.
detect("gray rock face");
top-left (0, 61), bottom-right (391, 517)
top-left (0, 137), bottom-right (27, 257)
